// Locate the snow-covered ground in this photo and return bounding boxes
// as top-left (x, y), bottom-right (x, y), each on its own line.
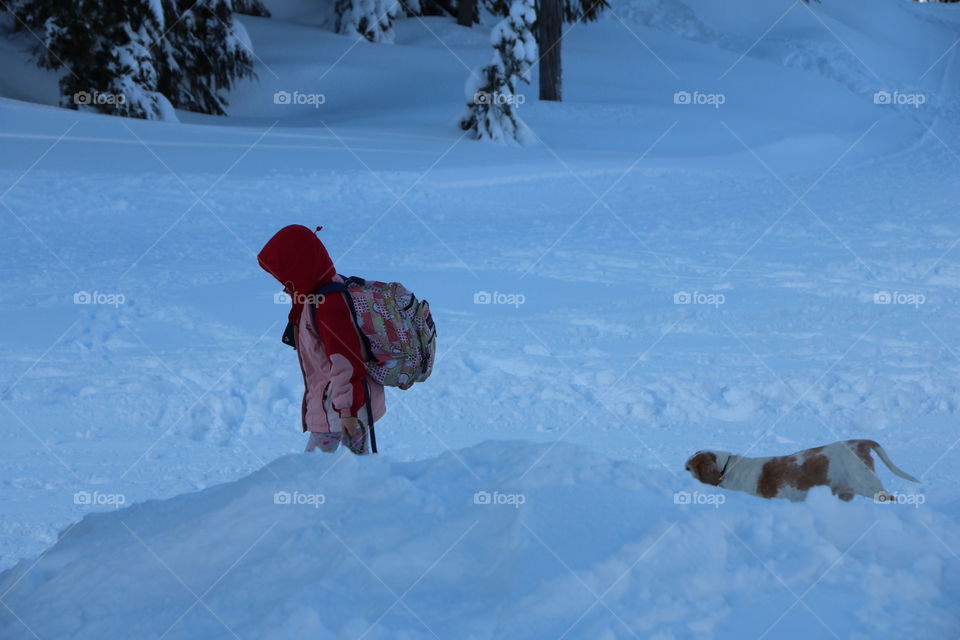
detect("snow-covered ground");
top-left (1, 0), bottom-right (959, 637)
top-left (3, 443), bottom-right (959, 639)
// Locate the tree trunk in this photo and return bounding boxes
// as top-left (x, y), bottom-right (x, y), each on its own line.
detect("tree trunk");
top-left (538, 0), bottom-right (562, 101)
top-left (457, 0), bottom-right (474, 27)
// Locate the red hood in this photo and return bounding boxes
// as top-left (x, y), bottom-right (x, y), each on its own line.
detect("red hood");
top-left (258, 225), bottom-right (335, 324)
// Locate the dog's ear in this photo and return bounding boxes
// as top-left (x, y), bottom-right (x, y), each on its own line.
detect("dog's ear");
top-left (690, 452), bottom-right (722, 486)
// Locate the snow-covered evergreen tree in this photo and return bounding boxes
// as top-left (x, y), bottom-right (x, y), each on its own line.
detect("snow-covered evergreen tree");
top-left (561, 0), bottom-right (608, 22)
top-left (459, 0), bottom-right (536, 144)
top-left (335, 0), bottom-right (402, 43)
top-left (27, 0), bottom-right (174, 120)
top-left (485, 0), bottom-right (607, 23)
top-left (399, 0), bottom-right (422, 17)
top-left (398, 0), bottom-right (472, 19)
top-left (4, 0), bottom-right (46, 30)
top-left (233, 0), bottom-right (271, 17)
top-left (158, 0), bottom-right (256, 115)
top-left (7, 0), bottom-right (254, 119)
top-left (101, 5), bottom-right (177, 120)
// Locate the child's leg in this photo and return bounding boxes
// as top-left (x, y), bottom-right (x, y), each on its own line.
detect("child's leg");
top-left (304, 385), bottom-right (345, 454)
top-left (305, 430), bottom-right (341, 453)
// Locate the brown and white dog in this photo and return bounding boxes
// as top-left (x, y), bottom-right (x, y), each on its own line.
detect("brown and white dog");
top-left (685, 439), bottom-right (919, 502)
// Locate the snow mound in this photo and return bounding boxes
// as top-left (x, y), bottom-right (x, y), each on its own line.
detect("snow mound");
top-left (1, 442), bottom-right (957, 639)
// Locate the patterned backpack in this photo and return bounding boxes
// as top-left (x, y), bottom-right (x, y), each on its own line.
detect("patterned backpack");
top-left (316, 276), bottom-right (436, 390)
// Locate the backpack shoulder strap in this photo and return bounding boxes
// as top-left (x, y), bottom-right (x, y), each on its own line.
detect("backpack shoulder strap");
top-left (315, 281), bottom-right (347, 295)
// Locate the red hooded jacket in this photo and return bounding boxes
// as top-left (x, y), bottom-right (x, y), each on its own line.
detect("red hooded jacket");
top-left (258, 225), bottom-right (367, 418)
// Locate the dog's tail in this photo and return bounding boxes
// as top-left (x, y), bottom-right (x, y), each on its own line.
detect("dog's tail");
top-left (870, 442), bottom-right (920, 483)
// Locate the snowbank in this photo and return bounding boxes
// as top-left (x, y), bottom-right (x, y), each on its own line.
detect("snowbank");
top-left (1, 442), bottom-right (957, 639)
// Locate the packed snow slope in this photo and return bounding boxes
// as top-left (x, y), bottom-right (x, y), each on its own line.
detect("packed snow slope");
top-left (1, 0), bottom-right (960, 637)
top-left (1, 442), bottom-right (959, 640)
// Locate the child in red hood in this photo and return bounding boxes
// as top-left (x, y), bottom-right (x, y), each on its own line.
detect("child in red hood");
top-left (258, 225), bottom-right (386, 454)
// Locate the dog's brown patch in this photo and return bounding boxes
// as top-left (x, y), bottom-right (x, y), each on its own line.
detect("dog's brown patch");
top-left (851, 439), bottom-right (876, 471)
top-left (688, 452), bottom-right (722, 486)
top-left (756, 454), bottom-right (830, 499)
